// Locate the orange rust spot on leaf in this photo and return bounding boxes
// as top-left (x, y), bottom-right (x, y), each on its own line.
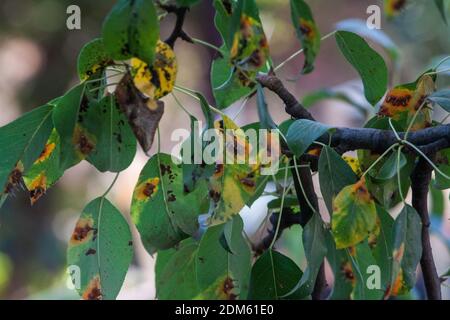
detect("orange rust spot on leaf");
top-left (35, 142), bottom-right (56, 164)
top-left (299, 18), bottom-right (316, 41)
top-left (70, 217), bottom-right (95, 245)
top-left (135, 177), bottom-right (160, 201)
top-left (82, 275), bottom-right (102, 300)
top-left (351, 178), bottom-right (372, 202)
top-left (307, 146), bottom-right (322, 157)
top-left (378, 88), bottom-right (413, 117)
top-left (393, 243), bottom-right (405, 263)
top-left (218, 277), bottom-right (237, 300)
top-left (28, 172), bottom-right (47, 205)
top-left (341, 261), bottom-right (356, 285)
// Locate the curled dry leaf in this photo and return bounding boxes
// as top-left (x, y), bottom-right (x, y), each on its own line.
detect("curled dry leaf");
top-left (115, 73), bottom-right (164, 154)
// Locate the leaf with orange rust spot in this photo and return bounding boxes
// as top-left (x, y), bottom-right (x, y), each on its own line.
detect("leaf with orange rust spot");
top-left (212, 0), bottom-right (271, 109)
top-left (331, 178), bottom-right (377, 249)
top-left (389, 204), bottom-right (422, 296)
top-left (0, 104), bottom-right (54, 201)
top-left (290, 0), bottom-right (321, 74)
top-left (196, 216), bottom-right (251, 299)
top-left (378, 74), bottom-right (435, 130)
top-left (67, 197), bottom-right (133, 300)
top-left (53, 83), bottom-right (96, 170)
top-left (23, 129), bottom-right (64, 205)
top-left (131, 153), bottom-right (208, 254)
top-left (384, 0), bottom-right (408, 18)
top-left (207, 116), bottom-right (263, 226)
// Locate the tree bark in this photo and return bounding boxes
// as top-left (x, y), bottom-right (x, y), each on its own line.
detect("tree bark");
top-left (411, 157), bottom-right (442, 300)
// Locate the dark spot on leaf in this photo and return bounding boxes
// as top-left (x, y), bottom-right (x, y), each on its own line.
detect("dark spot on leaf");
top-left (85, 248), bottom-right (96, 256)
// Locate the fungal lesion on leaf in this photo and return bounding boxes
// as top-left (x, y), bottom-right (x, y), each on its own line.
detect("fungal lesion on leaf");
top-left (134, 177), bottom-right (160, 201)
top-left (3, 162), bottom-right (24, 194)
top-left (34, 142), bottom-right (56, 164)
top-left (299, 18), bottom-right (316, 41)
top-left (82, 275), bottom-right (102, 300)
top-left (73, 124), bottom-right (96, 157)
top-left (70, 216), bottom-right (95, 245)
top-left (28, 172), bottom-right (47, 205)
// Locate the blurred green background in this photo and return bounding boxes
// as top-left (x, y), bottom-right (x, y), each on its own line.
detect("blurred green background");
top-left (0, 0), bottom-right (448, 299)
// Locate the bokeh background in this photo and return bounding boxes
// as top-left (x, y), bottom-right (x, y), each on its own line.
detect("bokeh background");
top-left (0, 0), bottom-right (449, 299)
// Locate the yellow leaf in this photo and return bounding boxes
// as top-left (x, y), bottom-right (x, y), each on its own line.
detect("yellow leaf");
top-left (331, 178), bottom-right (377, 249)
top-left (131, 40), bottom-right (177, 100)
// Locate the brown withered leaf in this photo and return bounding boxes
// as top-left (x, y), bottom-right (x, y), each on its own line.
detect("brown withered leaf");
top-left (115, 73), bottom-right (164, 154)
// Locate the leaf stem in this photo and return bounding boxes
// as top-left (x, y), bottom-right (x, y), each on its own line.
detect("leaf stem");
top-left (174, 85), bottom-right (227, 117)
top-left (361, 144), bottom-right (398, 178)
top-left (274, 30), bottom-right (337, 72)
top-left (191, 37), bottom-right (224, 54)
top-left (102, 172), bottom-right (120, 198)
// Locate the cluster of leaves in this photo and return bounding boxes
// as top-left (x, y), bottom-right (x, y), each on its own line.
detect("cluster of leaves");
top-left (0, 0), bottom-right (449, 300)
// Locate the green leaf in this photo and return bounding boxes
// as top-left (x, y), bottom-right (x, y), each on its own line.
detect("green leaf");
top-left (428, 89), bottom-right (450, 113)
top-left (335, 19), bottom-right (400, 61)
top-left (211, 46), bottom-right (254, 109)
top-left (256, 84), bottom-right (277, 129)
top-left (286, 119), bottom-right (331, 157)
top-left (131, 153), bottom-right (208, 254)
top-left (53, 83), bottom-right (92, 171)
top-left (0, 104), bottom-right (54, 196)
top-left (84, 95), bottom-right (137, 172)
top-left (434, 0), bottom-right (448, 24)
top-left (430, 182), bottom-right (444, 217)
top-left (290, 0), bottom-right (321, 74)
top-left (351, 241), bottom-right (384, 300)
top-left (331, 178), bottom-right (377, 249)
top-left (433, 148), bottom-right (450, 190)
top-left (77, 38), bottom-right (113, 81)
top-left (318, 145), bottom-right (358, 214)
top-left (325, 234), bottom-right (353, 299)
top-left (196, 216), bottom-right (251, 299)
top-left (371, 205), bottom-right (394, 294)
top-left (67, 197), bottom-right (133, 300)
top-left (213, 0), bottom-right (237, 47)
top-left (285, 213), bottom-right (327, 298)
top-left (374, 149), bottom-right (406, 181)
top-left (155, 239), bottom-right (200, 299)
top-left (335, 31), bottom-right (388, 106)
top-left (248, 250), bottom-right (303, 300)
top-left (102, 0), bottom-right (159, 65)
top-left (23, 129), bottom-right (64, 204)
top-left (391, 204), bottom-right (422, 293)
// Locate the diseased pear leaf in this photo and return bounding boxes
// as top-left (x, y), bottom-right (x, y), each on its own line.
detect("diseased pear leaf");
top-left (196, 216), bottom-right (251, 300)
top-left (331, 178), bottom-right (377, 249)
top-left (389, 204), bottom-right (422, 296)
top-left (130, 40), bottom-right (177, 100)
top-left (102, 0), bottom-right (159, 65)
top-left (131, 153), bottom-right (208, 254)
top-left (23, 129), bottom-right (64, 204)
top-left (290, 0), bottom-right (321, 74)
top-left (67, 197), bottom-right (133, 300)
top-left (0, 104), bottom-right (54, 198)
top-left (77, 38), bottom-right (113, 81)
